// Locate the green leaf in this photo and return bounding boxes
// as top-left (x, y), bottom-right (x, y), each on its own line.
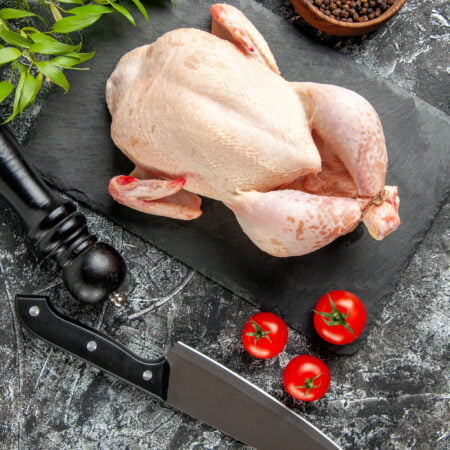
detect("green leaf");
top-left (49, 55), bottom-right (80, 68)
top-left (108, 2), bottom-right (135, 25)
top-left (57, 0), bottom-right (86, 4)
top-left (17, 0), bottom-right (31, 10)
top-left (51, 51), bottom-right (95, 68)
top-left (49, 1), bottom-right (63, 22)
top-left (35, 60), bottom-right (69, 92)
top-left (66, 5), bottom-right (113, 15)
top-left (29, 41), bottom-right (78, 55)
top-left (0, 81), bottom-right (14, 102)
top-left (71, 51), bottom-right (95, 63)
top-left (33, 72), bottom-right (43, 98)
top-left (9, 59), bottom-right (17, 72)
top-left (6, 71), bottom-right (45, 121)
top-left (0, 46), bottom-right (22, 65)
top-left (0, 20), bottom-right (9, 32)
top-left (5, 70), bottom-right (26, 123)
top-left (0, 29), bottom-right (32, 48)
top-left (18, 71), bottom-right (39, 111)
top-left (10, 62), bottom-right (28, 77)
top-left (16, 62), bottom-right (27, 73)
top-left (52, 13), bottom-right (103, 33)
top-left (20, 26), bottom-right (44, 34)
top-left (0, 8), bottom-right (36, 20)
top-left (130, 0), bottom-right (148, 21)
top-left (29, 32), bottom-right (59, 43)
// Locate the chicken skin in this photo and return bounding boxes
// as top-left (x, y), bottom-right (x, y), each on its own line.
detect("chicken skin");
top-left (106, 3), bottom-right (400, 257)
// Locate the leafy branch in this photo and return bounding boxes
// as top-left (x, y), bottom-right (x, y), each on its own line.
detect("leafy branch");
top-left (0, 0), bottom-right (157, 123)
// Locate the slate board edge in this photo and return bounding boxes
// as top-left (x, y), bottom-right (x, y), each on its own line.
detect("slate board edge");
top-left (20, 0), bottom-right (450, 355)
top-left (39, 177), bottom-right (448, 356)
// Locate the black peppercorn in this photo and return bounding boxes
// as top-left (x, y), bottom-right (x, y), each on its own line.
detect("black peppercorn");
top-left (312, 0), bottom-right (395, 23)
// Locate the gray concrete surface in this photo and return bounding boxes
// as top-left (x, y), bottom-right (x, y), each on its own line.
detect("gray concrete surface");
top-left (0, 0), bottom-right (448, 448)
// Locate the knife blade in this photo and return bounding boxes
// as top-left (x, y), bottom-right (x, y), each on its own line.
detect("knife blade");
top-left (15, 294), bottom-right (341, 449)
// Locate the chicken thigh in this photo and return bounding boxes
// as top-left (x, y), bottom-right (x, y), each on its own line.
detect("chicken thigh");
top-left (106, 3), bottom-right (400, 257)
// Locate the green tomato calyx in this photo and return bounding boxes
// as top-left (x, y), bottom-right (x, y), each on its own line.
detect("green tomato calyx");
top-left (245, 320), bottom-right (272, 345)
top-left (296, 373), bottom-right (323, 396)
top-left (314, 294), bottom-right (357, 337)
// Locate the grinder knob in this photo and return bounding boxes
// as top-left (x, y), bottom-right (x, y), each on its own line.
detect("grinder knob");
top-left (62, 242), bottom-right (126, 306)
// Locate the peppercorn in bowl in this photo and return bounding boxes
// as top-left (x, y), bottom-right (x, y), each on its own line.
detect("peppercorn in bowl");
top-left (290, 0), bottom-right (407, 36)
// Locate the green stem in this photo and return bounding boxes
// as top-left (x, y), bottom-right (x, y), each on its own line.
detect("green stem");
top-left (296, 373), bottom-right (323, 396)
top-left (245, 320), bottom-right (272, 344)
top-left (314, 294), bottom-right (356, 337)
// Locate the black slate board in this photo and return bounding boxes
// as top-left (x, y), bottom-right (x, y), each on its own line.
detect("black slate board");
top-left (23, 0), bottom-right (449, 354)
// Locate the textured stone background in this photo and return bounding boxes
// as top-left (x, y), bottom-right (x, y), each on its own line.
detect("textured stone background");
top-left (0, 0), bottom-right (449, 448)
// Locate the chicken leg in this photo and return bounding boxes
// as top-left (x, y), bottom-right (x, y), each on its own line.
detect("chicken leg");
top-left (226, 189), bottom-right (361, 257)
top-left (225, 82), bottom-right (400, 256)
top-left (291, 82), bottom-right (400, 240)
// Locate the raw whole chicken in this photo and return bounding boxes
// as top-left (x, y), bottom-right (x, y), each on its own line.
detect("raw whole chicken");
top-left (106, 3), bottom-right (400, 257)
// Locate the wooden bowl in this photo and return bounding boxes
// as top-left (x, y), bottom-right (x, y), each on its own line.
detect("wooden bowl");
top-left (290, 0), bottom-right (407, 36)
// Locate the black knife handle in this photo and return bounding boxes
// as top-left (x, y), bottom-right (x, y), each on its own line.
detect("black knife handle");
top-left (15, 294), bottom-right (170, 400)
top-left (0, 126), bottom-right (126, 304)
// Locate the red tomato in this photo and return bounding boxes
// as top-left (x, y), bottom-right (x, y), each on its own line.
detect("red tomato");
top-left (313, 290), bottom-right (367, 345)
top-left (283, 355), bottom-right (330, 401)
top-left (241, 312), bottom-right (288, 359)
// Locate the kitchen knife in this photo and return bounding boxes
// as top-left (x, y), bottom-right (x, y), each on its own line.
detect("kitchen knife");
top-left (15, 294), bottom-right (341, 450)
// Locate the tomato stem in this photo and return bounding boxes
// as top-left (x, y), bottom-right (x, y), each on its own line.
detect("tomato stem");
top-left (314, 294), bottom-right (357, 337)
top-left (245, 320), bottom-right (272, 344)
top-left (296, 372), bottom-right (323, 396)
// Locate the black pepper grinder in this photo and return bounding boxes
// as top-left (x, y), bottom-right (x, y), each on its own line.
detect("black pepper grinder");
top-left (0, 126), bottom-right (126, 306)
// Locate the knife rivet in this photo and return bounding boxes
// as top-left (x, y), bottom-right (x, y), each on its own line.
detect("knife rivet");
top-left (29, 306), bottom-right (40, 317)
top-left (87, 340), bottom-right (97, 352)
top-left (142, 370), bottom-right (153, 381)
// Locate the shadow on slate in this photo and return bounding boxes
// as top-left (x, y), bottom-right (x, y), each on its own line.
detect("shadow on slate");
top-left (23, 0), bottom-right (450, 354)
